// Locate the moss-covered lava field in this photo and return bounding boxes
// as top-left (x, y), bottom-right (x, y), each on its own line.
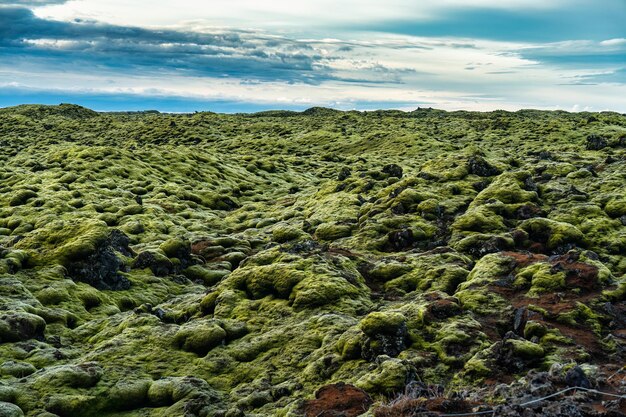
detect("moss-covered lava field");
top-left (0, 104), bottom-right (625, 416)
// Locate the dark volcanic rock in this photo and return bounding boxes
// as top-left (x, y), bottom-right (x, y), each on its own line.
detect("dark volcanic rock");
top-left (388, 228), bottom-right (414, 251)
top-left (0, 312), bottom-right (46, 343)
top-left (564, 366), bottom-right (591, 388)
top-left (382, 164), bottom-right (403, 178)
top-left (338, 167), bottom-right (351, 181)
top-left (467, 156), bottom-right (501, 177)
top-left (586, 134), bottom-right (608, 150)
top-left (66, 229), bottom-right (132, 290)
top-left (132, 251), bottom-right (174, 277)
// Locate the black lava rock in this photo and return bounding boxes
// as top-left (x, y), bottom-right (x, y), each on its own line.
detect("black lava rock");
top-left (66, 230), bottom-right (132, 290)
top-left (565, 366), bottom-right (591, 388)
top-left (467, 156), bottom-right (501, 177)
top-left (337, 167), bottom-right (351, 181)
top-left (388, 228), bottom-right (414, 251)
top-left (585, 134), bottom-right (608, 150)
top-left (382, 164), bottom-right (403, 178)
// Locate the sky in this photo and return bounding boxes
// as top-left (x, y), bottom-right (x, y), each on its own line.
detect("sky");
top-left (0, 0), bottom-right (625, 112)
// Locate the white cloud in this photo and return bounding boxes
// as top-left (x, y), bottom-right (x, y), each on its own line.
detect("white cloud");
top-left (600, 38), bottom-right (626, 47)
top-left (33, 0), bottom-right (566, 30)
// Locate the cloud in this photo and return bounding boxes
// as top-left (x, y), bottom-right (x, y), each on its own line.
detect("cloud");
top-left (1, 2), bottom-right (625, 112)
top-left (0, 7), bottom-right (453, 87)
top-left (2, 0), bottom-right (67, 6)
top-left (0, 7), bottom-right (339, 84)
top-left (32, 0), bottom-right (573, 34)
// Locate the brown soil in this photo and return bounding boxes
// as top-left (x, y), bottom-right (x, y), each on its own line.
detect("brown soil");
top-left (302, 383), bottom-right (373, 417)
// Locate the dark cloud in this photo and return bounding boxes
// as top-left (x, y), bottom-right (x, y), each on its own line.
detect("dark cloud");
top-left (0, 7), bottom-right (413, 85)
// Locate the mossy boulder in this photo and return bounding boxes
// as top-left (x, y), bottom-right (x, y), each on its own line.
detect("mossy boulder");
top-left (367, 261), bottom-right (412, 281)
top-left (0, 311), bottom-right (46, 343)
top-left (33, 363), bottom-right (103, 389)
top-left (604, 199), bottom-right (626, 218)
top-left (45, 394), bottom-right (96, 417)
top-left (132, 250), bottom-right (174, 276)
top-left (229, 263), bottom-right (307, 299)
top-left (471, 172), bottom-right (538, 206)
top-left (356, 357), bottom-right (413, 395)
top-left (452, 207), bottom-right (506, 234)
top-left (175, 320), bottom-right (227, 355)
top-left (0, 402), bottom-right (24, 417)
top-left (290, 274), bottom-right (366, 310)
top-left (106, 379), bottom-right (152, 411)
top-left (519, 218), bottom-right (585, 251)
top-left (183, 265), bottom-right (229, 286)
top-left (0, 361), bottom-right (37, 378)
top-left (160, 237), bottom-right (191, 261)
top-left (147, 379), bottom-right (176, 407)
top-left (315, 222), bottom-right (352, 240)
top-left (507, 339), bottom-right (545, 359)
top-left (8, 190), bottom-right (37, 207)
top-left (272, 223), bottom-right (305, 243)
top-left (359, 312), bottom-right (408, 359)
top-left (16, 222), bottom-right (132, 290)
top-left (360, 312), bottom-right (406, 336)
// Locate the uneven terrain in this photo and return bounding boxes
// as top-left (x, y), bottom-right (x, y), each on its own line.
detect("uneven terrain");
top-left (0, 104), bottom-right (625, 416)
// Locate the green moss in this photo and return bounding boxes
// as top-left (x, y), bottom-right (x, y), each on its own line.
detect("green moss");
top-left (45, 394), bottom-right (96, 417)
top-left (159, 237), bottom-right (190, 259)
top-left (556, 302), bottom-right (602, 335)
top-left (0, 361), bottom-right (37, 378)
top-left (0, 402), bottom-right (24, 417)
top-left (368, 261), bottom-right (412, 281)
top-left (271, 223), bottom-right (305, 243)
top-left (76, 289), bottom-right (102, 309)
top-left (507, 339), bottom-right (545, 359)
top-left (519, 218), bottom-right (585, 250)
top-left (523, 320), bottom-right (548, 339)
top-left (183, 265), bottom-right (229, 286)
top-left (9, 190), bottom-right (38, 207)
top-left (36, 286), bottom-right (71, 305)
top-left (314, 222), bottom-right (352, 240)
top-left (470, 172), bottom-right (537, 206)
top-left (0, 106), bottom-right (624, 416)
top-left (335, 328), bottom-right (363, 359)
top-left (355, 357), bottom-right (412, 395)
top-left (105, 380), bottom-right (151, 411)
top-left (455, 289), bottom-right (509, 316)
top-left (603, 279), bottom-right (626, 302)
top-left (290, 275), bottom-right (367, 310)
top-left (360, 312), bottom-right (405, 336)
top-left (175, 320), bottom-right (227, 355)
top-left (147, 379), bottom-right (175, 407)
top-left (514, 262), bottom-right (566, 296)
top-left (452, 207), bottom-right (506, 233)
top-left (33, 363), bottom-right (103, 390)
top-left (228, 263), bottom-right (307, 299)
top-left (15, 219), bottom-right (110, 265)
top-left (0, 311), bottom-right (46, 343)
top-left (463, 357), bottom-right (491, 378)
top-left (604, 199), bottom-right (626, 218)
